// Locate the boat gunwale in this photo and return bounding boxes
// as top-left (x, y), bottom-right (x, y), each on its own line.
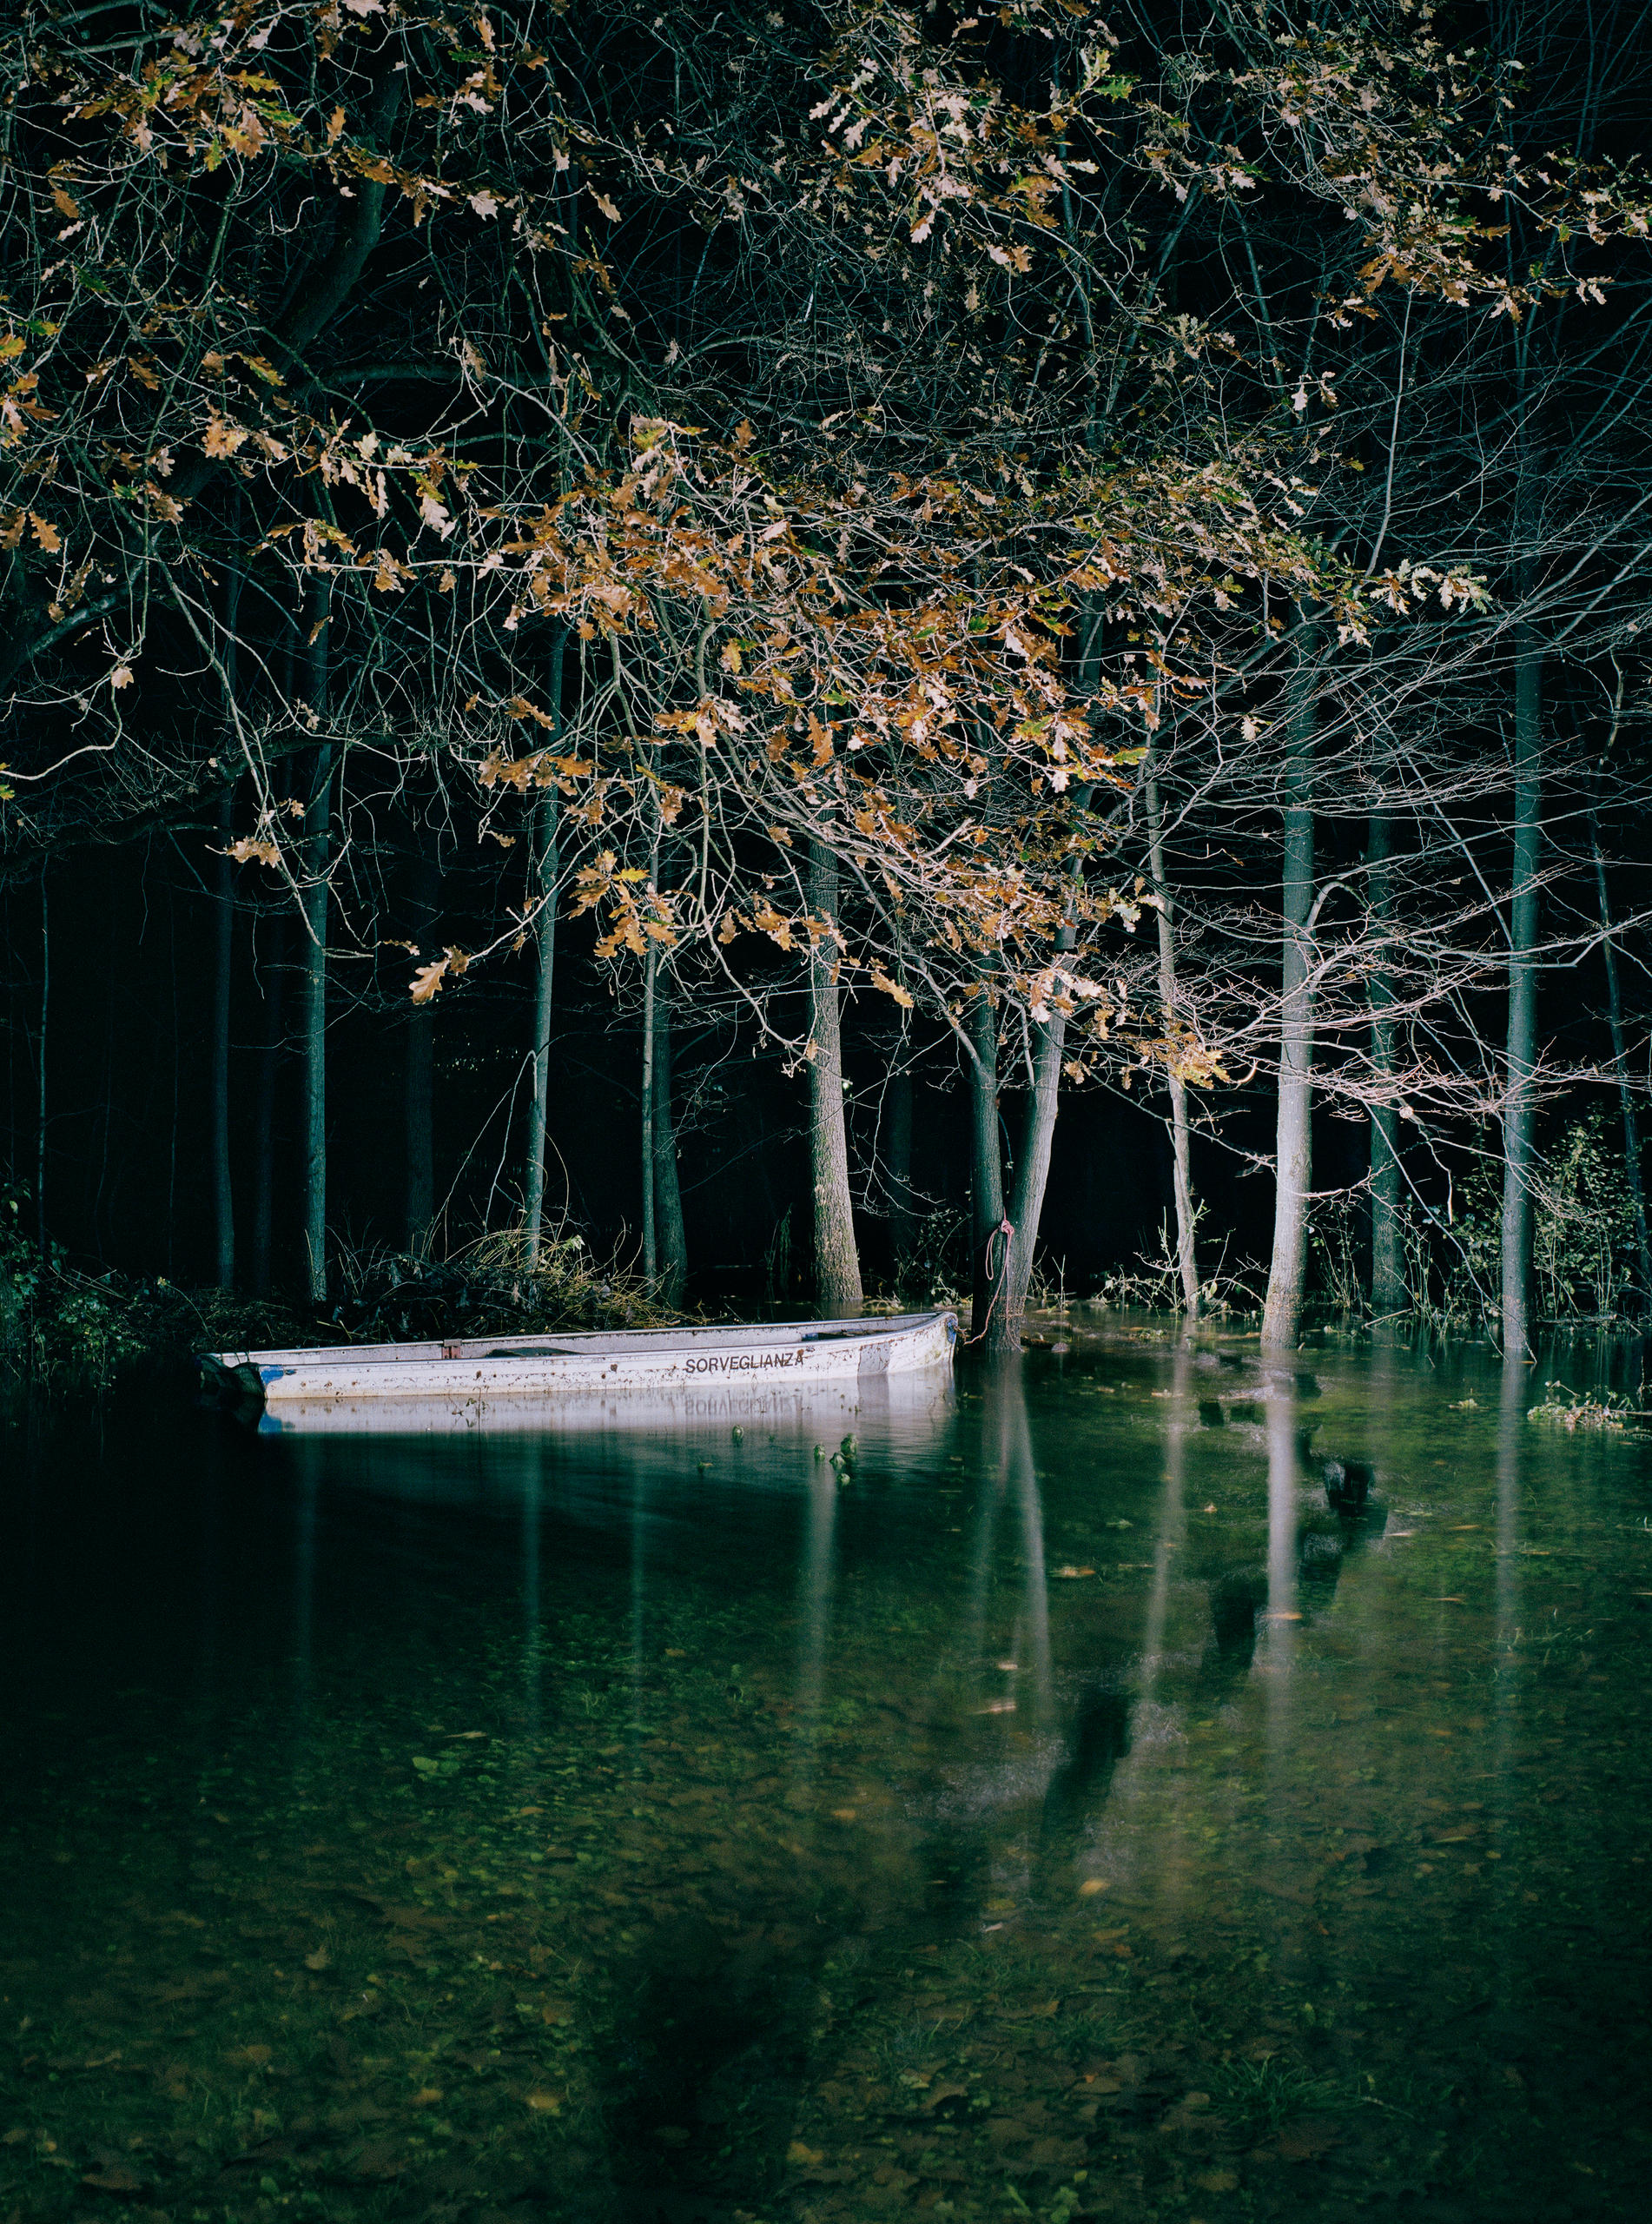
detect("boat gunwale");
top-left (202, 1309), bottom-right (955, 1374)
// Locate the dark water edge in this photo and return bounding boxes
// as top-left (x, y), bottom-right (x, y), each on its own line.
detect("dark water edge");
top-left (3, 1322), bottom-right (1650, 2224)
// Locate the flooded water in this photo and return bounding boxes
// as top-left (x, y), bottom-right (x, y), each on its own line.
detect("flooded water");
top-left (3, 1321), bottom-right (1650, 2224)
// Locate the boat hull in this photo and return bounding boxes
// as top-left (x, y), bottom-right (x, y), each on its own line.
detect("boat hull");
top-left (203, 1309), bottom-right (958, 1412)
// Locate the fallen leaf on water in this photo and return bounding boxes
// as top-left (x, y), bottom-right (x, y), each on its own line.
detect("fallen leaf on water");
top-left (304, 1947), bottom-right (331, 1971)
top-left (525, 2091), bottom-right (562, 2115)
top-left (411, 2088), bottom-right (443, 2107)
top-left (81, 2167), bottom-right (147, 2196)
top-left (829, 1807), bottom-right (857, 1822)
top-left (1078, 1878), bottom-right (1109, 1897)
top-left (1054, 1565), bottom-right (1094, 1579)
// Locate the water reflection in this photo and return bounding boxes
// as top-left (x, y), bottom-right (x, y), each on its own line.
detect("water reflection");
top-left (3, 1327), bottom-right (1651, 2223)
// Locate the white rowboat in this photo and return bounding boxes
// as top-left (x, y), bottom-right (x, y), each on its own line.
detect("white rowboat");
top-left (202, 1307), bottom-right (958, 1412)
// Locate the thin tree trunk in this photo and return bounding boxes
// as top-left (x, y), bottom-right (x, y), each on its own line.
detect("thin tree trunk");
top-left (1590, 814), bottom-right (1652, 1314)
top-left (1367, 809), bottom-right (1405, 1314)
top-left (807, 837), bottom-right (862, 1314)
top-left (968, 983), bottom-right (1008, 1339)
top-left (523, 627), bottom-right (566, 1264)
top-left (36, 864), bottom-right (48, 1255)
top-left (1501, 621), bottom-right (1542, 1356)
top-left (641, 947), bottom-right (657, 1284)
top-left (992, 1008), bottom-right (1066, 1350)
top-left (405, 834), bottom-right (438, 1253)
top-left (1261, 632), bottom-right (1318, 1348)
top-left (251, 913), bottom-right (286, 1297)
top-left (888, 1061), bottom-right (915, 1267)
top-left (212, 539), bottom-right (242, 1292)
top-left (212, 792), bottom-right (236, 1290)
top-left (302, 578), bottom-right (331, 1308)
top-left (405, 1007), bottom-right (434, 1253)
top-left (1145, 745), bottom-right (1198, 1314)
top-left (654, 985), bottom-right (687, 1306)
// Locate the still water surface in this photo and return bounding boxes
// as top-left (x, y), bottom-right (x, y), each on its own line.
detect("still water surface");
top-left (3, 1324), bottom-right (1650, 2224)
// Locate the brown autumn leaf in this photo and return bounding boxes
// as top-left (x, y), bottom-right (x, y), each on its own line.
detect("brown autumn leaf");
top-left (410, 958), bottom-right (448, 1004)
top-left (29, 512), bottom-right (60, 551)
top-left (225, 837), bottom-right (280, 867)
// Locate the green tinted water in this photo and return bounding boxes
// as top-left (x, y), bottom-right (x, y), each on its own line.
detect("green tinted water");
top-left (3, 1325), bottom-right (1649, 2224)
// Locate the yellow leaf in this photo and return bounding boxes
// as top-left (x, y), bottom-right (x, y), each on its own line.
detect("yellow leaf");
top-left (591, 190), bottom-right (621, 222)
top-left (786, 2141), bottom-right (823, 2168)
top-left (525, 2090), bottom-right (562, 2115)
top-left (303, 1947), bottom-right (331, 1971)
top-left (411, 2088), bottom-right (442, 2107)
top-left (29, 513), bottom-right (60, 552)
top-left (327, 106), bottom-right (346, 147)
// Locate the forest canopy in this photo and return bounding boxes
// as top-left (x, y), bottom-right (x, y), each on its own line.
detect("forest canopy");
top-left (3, 0), bottom-right (1651, 1358)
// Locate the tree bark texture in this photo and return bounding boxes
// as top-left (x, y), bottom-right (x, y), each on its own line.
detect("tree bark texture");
top-left (36, 864), bottom-right (49, 1254)
top-left (887, 1062), bottom-right (915, 1267)
top-left (1261, 633), bottom-right (1318, 1348)
top-left (653, 984), bottom-right (687, 1306)
top-left (405, 834), bottom-right (438, 1252)
top-left (523, 628), bottom-right (565, 1265)
top-left (1500, 623), bottom-right (1542, 1356)
top-left (968, 985), bottom-right (1008, 1340)
top-left (1145, 745), bottom-right (1199, 1314)
top-left (640, 937), bottom-right (657, 1282)
top-left (992, 1009), bottom-right (1066, 1350)
top-left (807, 837), bottom-right (862, 1314)
top-left (211, 547), bottom-right (241, 1292)
top-left (250, 913), bottom-right (285, 1297)
top-left (1367, 809), bottom-right (1406, 1314)
top-left (1591, 817), bottom-right (1652, 1313)
top-left (302, 577), bottom-right (331, 1307)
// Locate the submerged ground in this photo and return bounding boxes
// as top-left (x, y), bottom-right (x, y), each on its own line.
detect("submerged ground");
top-left (2, 1319), bottom-right (1649, 2224)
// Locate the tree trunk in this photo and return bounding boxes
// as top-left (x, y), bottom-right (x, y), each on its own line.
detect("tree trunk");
top-left (990, 1007), bottom-right (1066, 1350)
top-left (807, 837), bottom-right (862, 1314)
top-left (251, 912), bottom-right (286, 1297)
top-left (1367, 810), bottom-right (1406, 1314)
top-left (1590, 815), bottom-right (1652, 1314)
top-left (212, 535), bottom-right (242, 1293)
top-left (405, 835), bottom-right (438, 1253)
top-left (1500, 622), bottom-right (1542, 1357)
top-left (888, 1062), bottom-right (915, 1268)
top-left (653, 984), bottom-right (687, 1306)
top-left (641, 940), bottom-right (658, 1283)
top-left (1261, 632), bottom-right (1318, 1348)
top-left (967, 983), bottom-right (1008, 1340)
top-left (212, 791), bottom-right (236, 1291)
top-left (36, 863), bottom-right (49, 1255)
top-left (523, 628), bottom-right (566, 1265)
top-left (302, 578), bottom-right (331, 1308)
top-left (1145, 745), bottom-right (1198, 1314)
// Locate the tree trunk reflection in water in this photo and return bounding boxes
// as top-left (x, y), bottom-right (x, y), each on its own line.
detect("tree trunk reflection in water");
top-left (967, 1361), bottom-right (1051, 1724)
top-left (1265, 1380), bottom-right (1299, 1755)
top-left (790, 1460), bottom-right (839, 1844)
top-left (292, 1442), bottom-right (320, 1739)
top-left (523, 1454), bottom-right (542, 1741)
